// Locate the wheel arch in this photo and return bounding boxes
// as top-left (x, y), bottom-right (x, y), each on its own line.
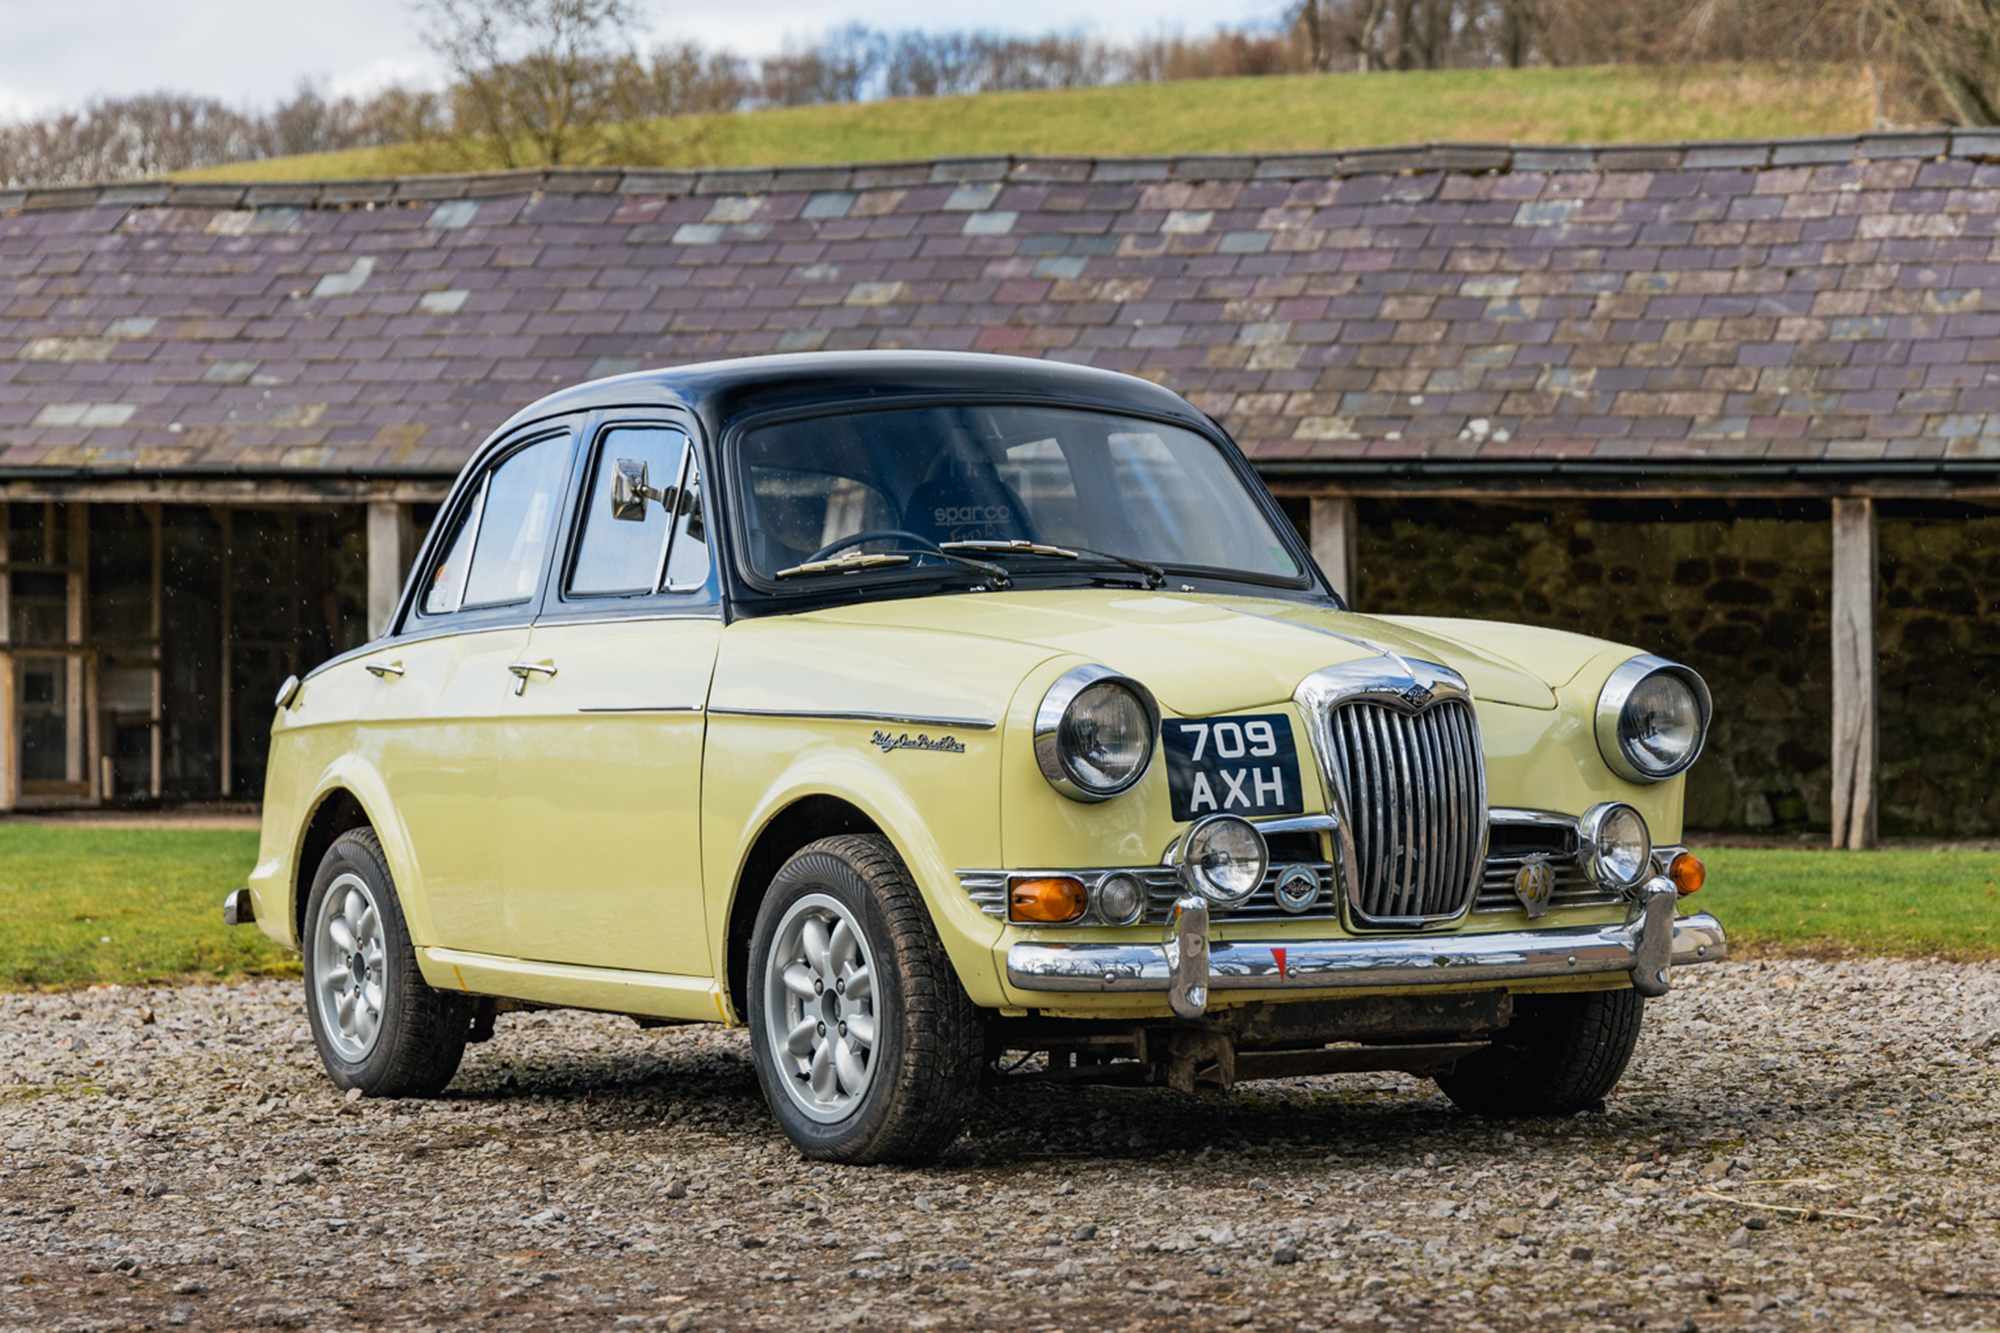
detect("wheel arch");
top-left (722, 795), bottom-right (885, 1023)
top-left (294, 787), bottom-right (375, 947)
top-left (282, 758), bottom-right (435, 952)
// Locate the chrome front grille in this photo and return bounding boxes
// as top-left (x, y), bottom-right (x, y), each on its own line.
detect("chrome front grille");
top-left (1324, 699), bottom-right (1486, 925)
top-left (1475, 854), bottom-right (1619, 913)
top-left (1475, 822), bottom-right (1622, 914)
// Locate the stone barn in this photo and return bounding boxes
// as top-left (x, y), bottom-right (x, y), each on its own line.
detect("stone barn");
top-left (1, 132), bottom-right (1996, 842)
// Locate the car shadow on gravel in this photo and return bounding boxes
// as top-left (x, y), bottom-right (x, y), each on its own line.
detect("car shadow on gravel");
top-left (441, 1022), bottom-right (1549, 1168)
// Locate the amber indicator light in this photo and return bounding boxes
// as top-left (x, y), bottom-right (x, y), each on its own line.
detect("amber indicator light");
top-left (1009, 876), bottom-right (1088, 923)
top-left (1668, 851), bottom-right (1706, 896)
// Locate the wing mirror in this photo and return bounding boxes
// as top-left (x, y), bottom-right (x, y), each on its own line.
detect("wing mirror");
top-left (609, 459), bottom-right (670, 522)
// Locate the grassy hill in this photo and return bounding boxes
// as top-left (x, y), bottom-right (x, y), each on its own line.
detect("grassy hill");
top-left (180, 64), bottom-right (1876, 182)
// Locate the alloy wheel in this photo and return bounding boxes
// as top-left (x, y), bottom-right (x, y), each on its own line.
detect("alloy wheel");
top-left (762, 892), bottom-right (882, 1123)
top-left (313, 871), bottom-right (389, 1062)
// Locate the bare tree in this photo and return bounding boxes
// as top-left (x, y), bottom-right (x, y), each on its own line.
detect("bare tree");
top-left (416, 0), bottom-right (639, 166)
top-left (1857, 0), bottom-right (1999, 123)
top-left (758, 25), bottom-right (883, 106)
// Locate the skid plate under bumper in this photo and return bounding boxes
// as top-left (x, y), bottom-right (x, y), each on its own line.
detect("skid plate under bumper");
top-left (1006, 877), bottom-right (1724, 1018)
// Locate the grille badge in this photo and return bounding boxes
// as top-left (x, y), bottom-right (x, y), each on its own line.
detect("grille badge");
top-left (1513, 854), bottom-right (1556, 918)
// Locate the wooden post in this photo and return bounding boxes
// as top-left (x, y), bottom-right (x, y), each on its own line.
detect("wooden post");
top-left (148, 503), bottom-right (163, 799)
top-left (367, 501), bottom-right (413, 641)
top-left (219, 508), bottom-right (233, 799)
top-left (1830, 497), bottom-right (1878, 850)
top-left (66, 504), bottom-right (87, 796)
top-left (1309, 494), bottom-right (1358, 607)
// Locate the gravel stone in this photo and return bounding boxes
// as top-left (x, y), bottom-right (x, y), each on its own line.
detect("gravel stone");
top-left (2, 958), bottom-right (1998, 1329)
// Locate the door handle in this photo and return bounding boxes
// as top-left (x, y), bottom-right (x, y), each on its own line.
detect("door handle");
top-left (365, 661), bottom-right (404, 679)
top-left (507, 661), bottom-right (557, 695)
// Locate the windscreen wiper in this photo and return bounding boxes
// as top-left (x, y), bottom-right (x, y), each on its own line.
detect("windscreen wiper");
top-left (774, 548), bottom-right (1012, 587)
top-left (940, 539), bottom-right (1166, 589)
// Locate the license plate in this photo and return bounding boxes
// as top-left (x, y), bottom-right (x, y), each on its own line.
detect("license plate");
top-left (1162, 713), bottom-right (1305, 823)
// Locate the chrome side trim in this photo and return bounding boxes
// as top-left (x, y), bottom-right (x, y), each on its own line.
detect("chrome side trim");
top-left (1004, 910), bottom-right (1727, 994)
top-left (709, 707), bottom-right (996, 731)
top-left (577, 705), bottom-right (700, 713)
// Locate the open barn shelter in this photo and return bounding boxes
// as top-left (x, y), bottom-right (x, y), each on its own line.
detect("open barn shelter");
top-left (2, 132), bottom-right (1997, 840)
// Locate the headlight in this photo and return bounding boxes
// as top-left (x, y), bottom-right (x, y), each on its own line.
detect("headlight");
top-left (1175, 814), bottom-right (1269, 908)
top-left (1034, 665), bottom-right (1159, 802)
top-left (1578, 802), bottom-right (1652, 891)
top-left (1595, 655), bottom-right (1711, 783)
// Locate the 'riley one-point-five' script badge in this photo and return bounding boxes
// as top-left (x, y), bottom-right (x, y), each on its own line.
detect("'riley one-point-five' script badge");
top-left (1513, 854), bottom-right (1556, 918)
top-left (871, 730), bottom-right (965, 754)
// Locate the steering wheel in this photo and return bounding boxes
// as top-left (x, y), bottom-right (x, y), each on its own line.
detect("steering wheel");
top-left (808, 529), bottom-right (943, 563)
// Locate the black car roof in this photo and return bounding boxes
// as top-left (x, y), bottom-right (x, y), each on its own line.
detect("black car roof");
top-left (487, 350), bottom-right (1210, 442)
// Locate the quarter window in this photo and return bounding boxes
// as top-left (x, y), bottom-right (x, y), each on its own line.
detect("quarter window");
top-left (566, 425), bottom-right (711, 599)
top-left (421, 433), bottom-right (571, 616)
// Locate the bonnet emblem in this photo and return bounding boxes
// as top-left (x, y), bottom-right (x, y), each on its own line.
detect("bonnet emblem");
top-left (1399, 682), bottom-right (1435, 707)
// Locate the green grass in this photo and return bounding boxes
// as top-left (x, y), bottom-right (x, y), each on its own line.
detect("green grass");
top-left (1690, 844), bottom-right (2000, 961)
top-left (1, 830), bottom-right (1988, 992)
top-left (178, 64), bottom-right (1876, 183)
top-left (0, 826), bottom-right (294, 990)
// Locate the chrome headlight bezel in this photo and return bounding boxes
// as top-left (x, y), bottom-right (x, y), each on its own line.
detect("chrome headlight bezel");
top-left (1594, 655), bottom-right (1712, 784)
top-left (1577, 801), bottom-right (1653, 892)
top-left (1034, 664), bottom-right (1160, 803)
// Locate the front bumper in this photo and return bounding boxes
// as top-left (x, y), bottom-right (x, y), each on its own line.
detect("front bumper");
top-left (1007, 877), bottom-right (1724, 1016)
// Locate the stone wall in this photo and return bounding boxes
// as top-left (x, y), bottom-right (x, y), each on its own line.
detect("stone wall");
top-left (1879, 506), bottom-right (2000, 836)
top-left (1345, 497), bottom-right (2000, 837)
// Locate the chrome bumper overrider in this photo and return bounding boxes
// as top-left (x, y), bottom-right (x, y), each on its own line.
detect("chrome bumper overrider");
top-left (1005, 876), bottom-right (1725, 1016)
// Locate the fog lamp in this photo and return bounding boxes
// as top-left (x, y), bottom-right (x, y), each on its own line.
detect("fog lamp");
top-left (1176, 815), bottom-right (1269, 909)
top-left (1577, 802), bottom-right (1652, 892)
top-left (1094, 872), bottom-right (1145, 926)
top-left (1667, 851), bottom-right (1706, 896)
top-left (1010, 876), bottom-right (1088, 923)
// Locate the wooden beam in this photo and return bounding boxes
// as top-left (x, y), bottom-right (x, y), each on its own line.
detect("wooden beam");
top-left (1308, 495), bottom-right (1358, 606)
top-left (0, 476), bottom-right (450, 505)
top-left (367, 502), bottom-right (415, 641)
top-left (1830, 497), bottom-right (1878, 850)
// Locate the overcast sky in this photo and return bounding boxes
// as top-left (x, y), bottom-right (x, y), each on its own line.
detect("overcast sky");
top-left (0, 0), bottom-right (1273, 118)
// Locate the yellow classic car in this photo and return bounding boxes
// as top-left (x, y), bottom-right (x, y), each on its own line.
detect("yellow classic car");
top-left (237, 351), bottom-right (1724, 1163)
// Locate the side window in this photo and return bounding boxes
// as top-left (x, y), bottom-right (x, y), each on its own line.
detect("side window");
top-left (570, 427), bottom-right (686, 597)
top-left (566, 424), bottom-right (711, 599)
top-left (419, 433), bottom-right (571, 617)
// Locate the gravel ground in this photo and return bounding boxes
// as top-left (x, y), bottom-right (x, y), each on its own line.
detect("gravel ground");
top-left (5, 958), bottom-right (2000, 1333)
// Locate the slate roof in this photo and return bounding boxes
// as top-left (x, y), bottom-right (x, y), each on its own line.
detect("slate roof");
top-left (3, 132), bottom-right (1999, 481)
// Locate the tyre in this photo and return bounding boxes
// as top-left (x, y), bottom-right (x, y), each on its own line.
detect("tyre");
top-left (747, 834), bottom-right (984, 1164)
top-left (303, 828), bottom-right (471, 1098)
top-left (1435, 987), bottom-right (1644, 1117)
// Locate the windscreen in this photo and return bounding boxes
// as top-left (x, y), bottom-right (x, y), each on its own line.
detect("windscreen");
top-left (736, 405), bottom-right (1300, 584)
